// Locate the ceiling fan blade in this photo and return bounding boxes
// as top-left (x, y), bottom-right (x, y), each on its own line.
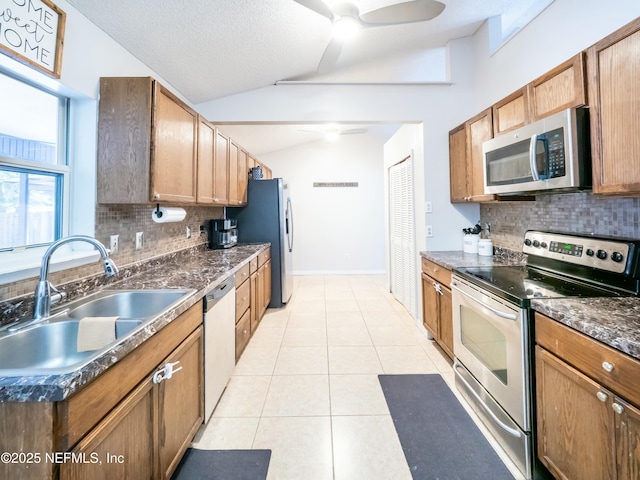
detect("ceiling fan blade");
top-left (341, 128), bottom-right (368, 135)
top-left (317, 37), bottom-right (344, 73)
top-left (359, 0), bottom-right (445, 26)
top-left (292, 0), bottom-right (334, 21)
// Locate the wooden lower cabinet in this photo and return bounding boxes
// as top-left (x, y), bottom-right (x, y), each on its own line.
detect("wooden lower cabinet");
top-left (420, 257), bottom-right (453, 359)
top-left (535, 312), bottom-right (640, 480)
top-left (62, 326), bottom-right (203, 480)
top-left (235, 250), bottom-right (272, 361)
top-left (60, 377), bottom-right (157, 480)
top-left (158, 328), bottom-right (204, 479)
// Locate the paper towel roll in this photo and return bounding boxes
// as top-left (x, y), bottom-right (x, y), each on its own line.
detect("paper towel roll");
top-left (152, 206), bottom-right (186, 223)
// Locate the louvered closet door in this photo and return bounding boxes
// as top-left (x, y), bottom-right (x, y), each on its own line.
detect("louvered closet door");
top-left (389, 156), bottom-right (416, 316)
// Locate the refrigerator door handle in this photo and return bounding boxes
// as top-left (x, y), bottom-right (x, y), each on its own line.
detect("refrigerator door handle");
top-left (286, 197), bottom-right (293, 252)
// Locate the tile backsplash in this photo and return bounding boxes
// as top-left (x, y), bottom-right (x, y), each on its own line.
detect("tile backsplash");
top-left (481, 192), bottom-right (640, 250)
top-left (0, 204), bottom-right (224, 302)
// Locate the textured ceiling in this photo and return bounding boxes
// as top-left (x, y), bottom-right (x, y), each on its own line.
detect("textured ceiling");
top-left (66, 0), bottom-right (546, 104)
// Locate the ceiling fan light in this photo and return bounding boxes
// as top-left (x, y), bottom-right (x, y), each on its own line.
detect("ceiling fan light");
top-left (332, 16), bottom-right (360, 40)
top-left (325, 131), bottom-right (340, 142)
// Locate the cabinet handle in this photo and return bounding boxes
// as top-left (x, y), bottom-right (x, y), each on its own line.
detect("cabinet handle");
top-left (612, 403), bottom-right (624, 415)
top-left (596, 391), bottom-right (608, 402)
top-left (602, 361), bottom-right (614, 372)
top-left (433, 282), bottom-right (442, 294)
top-left (154, 193), bottom-right (160, 200)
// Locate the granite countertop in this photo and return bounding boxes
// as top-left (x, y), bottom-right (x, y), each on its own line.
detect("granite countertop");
top-left (421, 249), bottom-right (640, 363)
top-left (419, 249), bottom-right (527, 270)
top-left (532, 297), bottom-right (640, 361)
top-left (0, 243), bottom-right (269, 403)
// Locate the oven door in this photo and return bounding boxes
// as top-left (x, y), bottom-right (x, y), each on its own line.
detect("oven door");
top-left (451, 275), bottom-right (530, 431)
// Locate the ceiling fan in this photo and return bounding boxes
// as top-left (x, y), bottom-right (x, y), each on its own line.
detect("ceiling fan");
top-left (294, 0), bottom-right (446, 73)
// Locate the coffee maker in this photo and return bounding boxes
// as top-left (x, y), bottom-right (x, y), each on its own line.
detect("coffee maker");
top-left (208, 218), bottom-right (238, 249)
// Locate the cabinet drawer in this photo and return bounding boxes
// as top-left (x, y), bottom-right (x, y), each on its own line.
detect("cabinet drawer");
top-left (421, 258), bottom-right (451, 287)
top-left (235, 309), bottom-right (251, 362)
top-left (235, 279), bottom-right (251, 322)
top-left (249, 257), bottom-right (258, 274)
top-left (258, 249), bottom-right (270, 267)
top-left (235, 263), bottom-right (250, 287)
top-left (535, 312), bottom-right (640, 408)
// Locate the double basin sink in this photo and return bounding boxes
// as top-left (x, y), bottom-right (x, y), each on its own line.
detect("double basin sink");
top-left (0, 289), bottom-right (196, 377)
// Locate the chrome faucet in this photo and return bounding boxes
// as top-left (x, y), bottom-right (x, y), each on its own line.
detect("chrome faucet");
top-left (32, 235), bottom-right (119, 321)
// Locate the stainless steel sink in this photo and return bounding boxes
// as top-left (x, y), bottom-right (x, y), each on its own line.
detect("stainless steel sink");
top-left (0, 288), bottom-right (196, 376)
top-left (65, 289), bottom-right (194, 321)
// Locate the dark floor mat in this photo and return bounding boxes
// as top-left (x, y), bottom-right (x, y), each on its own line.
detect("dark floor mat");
top-left (379, 374), bottom-right (514, 480)
top-left (171, 448), bottom-right (271, 480)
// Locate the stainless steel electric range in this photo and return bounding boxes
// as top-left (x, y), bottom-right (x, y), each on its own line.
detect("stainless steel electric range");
top-left (450, 230), bottom-right (640, 479)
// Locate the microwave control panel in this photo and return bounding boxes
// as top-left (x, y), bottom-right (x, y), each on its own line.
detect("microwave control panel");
top-left (545, 127), bottom-right (566, 178)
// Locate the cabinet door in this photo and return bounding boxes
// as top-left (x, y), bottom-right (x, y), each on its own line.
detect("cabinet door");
top-left (250, 271), bottom-right (258, 331)
top-left (228, 141), bottom-right (240, 205)
top-left (449, 123), bottom-right (468, 203)
top-left (238, 149), bottom-right (248, 204)
top-left (437, 285), bottom-right (453, 359)
top-left (214, 129), bottom-right (229, 204)
top-left (535, 346), bottom-right (616, 480)
top-left (587, 19), bottom-right (640, 195)
top-left (60, 377), bottom-right (157, 480)
top-left (421, 273), bottom-right (438, 338)
top-left (467, 108), bottom-right (495, 202)
top-left (236, 308), bottom-right (251, 362)
top-left (492, 87), bottom-right (529, 136)
top-left (152, 85), bottom-right (198, 203)
top-left (196, 117), bottom-right (215, 204)
top-left (615, 396), bottom-right (640, 480)
top-left (158, 327), bottom-right (204, 480)
top-left (529, 53), bottom-right (587, 121)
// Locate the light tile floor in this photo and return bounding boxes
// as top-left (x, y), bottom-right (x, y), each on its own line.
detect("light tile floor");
top-left (192, 275), bottom-right (524, 480)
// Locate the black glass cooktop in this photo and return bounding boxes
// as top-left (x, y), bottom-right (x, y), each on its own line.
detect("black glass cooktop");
top-left (455, 265), bottom-right (622, 307)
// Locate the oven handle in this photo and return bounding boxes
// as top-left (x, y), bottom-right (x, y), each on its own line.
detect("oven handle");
top-left (454, 363), bottom-right (523, 439)
top-left (450, 282), bottom-right (518, 320)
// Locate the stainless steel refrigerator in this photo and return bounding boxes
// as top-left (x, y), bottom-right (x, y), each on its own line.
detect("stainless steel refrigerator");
top-left (229, 179), bottom-right (293, 307)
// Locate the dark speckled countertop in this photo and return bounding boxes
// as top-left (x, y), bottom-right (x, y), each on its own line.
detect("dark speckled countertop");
top-left (0, 243), bottom-right (269, 403)
top-left (421, 249), bottom-right (640, 363)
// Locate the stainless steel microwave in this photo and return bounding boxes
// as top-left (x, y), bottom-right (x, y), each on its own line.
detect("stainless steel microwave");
top-left (483, 107), bottom-right (591, 195)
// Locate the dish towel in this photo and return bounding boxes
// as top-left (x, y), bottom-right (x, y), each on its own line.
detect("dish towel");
top-left (77, 316), bottom-right (118, 352)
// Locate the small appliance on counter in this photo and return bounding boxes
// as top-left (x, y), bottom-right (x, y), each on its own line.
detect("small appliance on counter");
top-left (208, 218), bottom-right (237, 249)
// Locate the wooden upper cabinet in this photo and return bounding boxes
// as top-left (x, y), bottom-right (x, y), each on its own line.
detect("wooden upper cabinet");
top-left (449, 123), bottom-right (468, 203)
top-left (587, 17), bottom-right (640, 195)
top-left (238, 149), bottom-right (248, 204)
top-left (213, 129), bottom-right (229, 204)
top-left (228, 142), bottom-right (240, 205)
top-left (152, 86), bottom-right (198, 203)
top-left (449, 109), bottom-right (495, 203)
top-left (529, 53), bottom-right (587, 121)
top-left (97, 77), bottom-right (197, 204)
top-left (492, 87), bottom-right (529, 136)
top-left (196, 117), bottom-right (215, 204)
top-left (467, 108), bottom-right (494, 202)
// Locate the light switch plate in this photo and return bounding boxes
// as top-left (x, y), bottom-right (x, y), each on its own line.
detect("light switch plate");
top-left (109, 235), bottom-right (119, 253)
top-left (135, 232), bottom-right (144, 250)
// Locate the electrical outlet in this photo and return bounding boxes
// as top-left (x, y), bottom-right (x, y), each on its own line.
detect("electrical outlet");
top-left (109, 235), bottom-right (119, 253)
top-left (135, 232), bottom-right (144, 250)
top-left (426, 225), bottom-right (433, 237)
top-left (425, 202), bottom-right (433, 213)
top-left (186, 226), bottom-right (191, 239)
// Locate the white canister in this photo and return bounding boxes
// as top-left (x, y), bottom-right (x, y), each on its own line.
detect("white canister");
top-left (478, 239), bottom-right (494, 256)
top-left (463, 234), bottom-right (479, 254)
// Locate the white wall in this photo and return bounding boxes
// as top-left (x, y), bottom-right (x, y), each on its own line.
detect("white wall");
top-left (261, 133), bottom-right (387, 274)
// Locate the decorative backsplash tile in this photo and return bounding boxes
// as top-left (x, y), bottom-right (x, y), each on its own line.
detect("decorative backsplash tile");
top-left (0, 204), bottom-right (224, 302)
top-left (481, 192), bottom-right (640, 251)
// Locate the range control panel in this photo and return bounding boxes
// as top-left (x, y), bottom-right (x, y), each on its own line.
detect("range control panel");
top-left (523, 231), bottom-right (632, 274)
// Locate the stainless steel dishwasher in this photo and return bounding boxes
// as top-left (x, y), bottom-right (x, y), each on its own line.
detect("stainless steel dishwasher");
top-left (203, 276), bottom-right (236, 420)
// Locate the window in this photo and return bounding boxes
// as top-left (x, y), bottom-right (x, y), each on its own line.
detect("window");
top-left (0, 72), bottom-right (68, 251)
